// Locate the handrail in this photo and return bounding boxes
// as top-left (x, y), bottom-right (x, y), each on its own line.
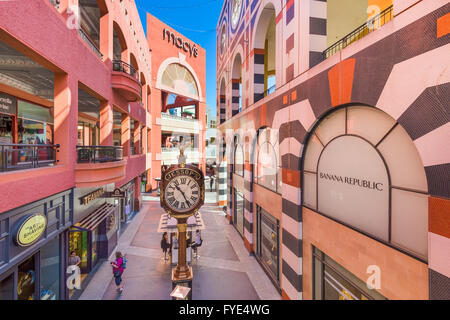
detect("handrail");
top-left (161, 113), bottom-right (199, 122)
top-left (78, 27), bottom-right (103, 59)
top-left (0, 143), bottom-right (59, 172)
top-left (323, 5), bottom-right (393, 59)
top-left (76, 145), bottom-right (123, 163)
top-left (112, 60), bottom-right (140, 82)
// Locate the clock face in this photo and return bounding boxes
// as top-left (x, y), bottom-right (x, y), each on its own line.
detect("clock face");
top-left (164, 175), bottom-right (201, 213)
top-left (231, 0), bottom-right (242, 29)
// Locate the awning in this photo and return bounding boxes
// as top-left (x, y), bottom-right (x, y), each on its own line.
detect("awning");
top-left (157, 212), bottom-right (205, 233)
top-left (72, 203), bottom-right (117, 231)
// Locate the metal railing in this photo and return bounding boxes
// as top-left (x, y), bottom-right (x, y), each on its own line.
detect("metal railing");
top-left (76, 146), bottom-right (123, 163)
top-left (264, 85), bottom-right (276, 97)
top-left (78, 28), bottom-right (103, 59)
top-left (0, 144), bottom-right (59, 172)
top-left (323, 5), bottom-right (393, 59)
top-left (112, 60), bottom-right (140, 82)
top-left (161, 113), bottom-right (199, 122)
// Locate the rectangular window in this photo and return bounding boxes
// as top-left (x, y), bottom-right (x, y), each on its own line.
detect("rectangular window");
top-left (18, 100), bottom-right (54, 145)
top-left (312, 246), bottom-right (386, 300)
top-left (256, 206), bottom-right (280, 283)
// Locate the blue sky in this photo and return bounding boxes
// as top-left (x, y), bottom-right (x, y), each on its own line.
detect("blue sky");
top-left (136, 0), bottom-right (224, 116)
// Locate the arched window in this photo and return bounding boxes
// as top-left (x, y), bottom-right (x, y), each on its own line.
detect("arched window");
top-left (255, 127), bottom-right (281, 193)
top-left (302, 105), bottom-right (428, 260)
top-left (231, 54), bottom-right (242, 116)
top-left (161, 63), bottom-right (199, 98)
top-left (253, 3), bottom-right (276, 103)
top-left (233, 136), bottom-right (244, 176)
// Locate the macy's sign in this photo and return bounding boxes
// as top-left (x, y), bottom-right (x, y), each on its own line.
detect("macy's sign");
top-left (163, 29), bottom-right (199, 58)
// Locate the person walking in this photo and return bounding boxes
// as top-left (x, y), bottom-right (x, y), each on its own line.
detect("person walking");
top-left (160, 232), bottom-right (171, 262)
top-left (191, 230), bottom-right (203, 259)
top-left (209, 174), bottom-right (215, 191)
top-left (111, 251), bottom-right (125, 293)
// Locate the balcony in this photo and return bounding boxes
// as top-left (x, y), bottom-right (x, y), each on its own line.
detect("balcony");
top-left (78, 28), bottom-right (103, 59)
top-left (111, 60), bottom-right (142, 102)
top-left (323, 5), bottom-right (393, 59)
top-left (161, 147), bottom-right (200, 166)
top-left (161, 113), bottom-right (200, 134)
top-left (75, 146), bottom-right (126, 188)
top-left (0, 144), bottom-right (59, 172)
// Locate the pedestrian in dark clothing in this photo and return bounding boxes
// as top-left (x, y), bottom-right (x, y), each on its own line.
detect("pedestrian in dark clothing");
top-left (209, 175), bottom-right (214, 191)
top-left (160, 232), bottom-right (171, 261)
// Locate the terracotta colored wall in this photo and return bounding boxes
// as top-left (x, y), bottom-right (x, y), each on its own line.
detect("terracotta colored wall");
top-left (302, 207), bottom-right (429, 300)
top-left (0, 0), bottom-right (150, 213)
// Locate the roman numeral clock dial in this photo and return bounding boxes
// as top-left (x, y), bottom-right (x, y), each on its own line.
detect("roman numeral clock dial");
top-left (161, 165), bottom-right (204, 218)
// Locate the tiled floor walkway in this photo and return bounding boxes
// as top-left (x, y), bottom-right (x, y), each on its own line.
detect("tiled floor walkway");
top-left (79, 193), bottom-right (281, 300)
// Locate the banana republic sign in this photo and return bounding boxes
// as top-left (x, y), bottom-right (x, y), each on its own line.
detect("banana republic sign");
top-left (163, 29), bottom-right (199, 58)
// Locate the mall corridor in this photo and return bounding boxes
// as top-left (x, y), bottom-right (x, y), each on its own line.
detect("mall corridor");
top-left (78, 192), bottom-right (281, 300)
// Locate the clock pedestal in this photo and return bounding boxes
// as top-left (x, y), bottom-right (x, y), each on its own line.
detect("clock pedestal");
top-left (171, 219), bottom-right (193, 299)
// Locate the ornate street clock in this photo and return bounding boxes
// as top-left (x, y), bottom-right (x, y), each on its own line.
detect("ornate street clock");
top-left (161, 164), bottom-right (205, 219)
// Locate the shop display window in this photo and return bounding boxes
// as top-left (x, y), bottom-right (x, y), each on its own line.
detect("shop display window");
top-left (312, 247), bottom-right (386, 300)
top-left (69, 231), bottom-right (89, 271)
top-left (255, 127), bottom-right (281, 193)
top-left (0, 114), bottom-right (13, 144)
top-left (40, 236), bottom-right (60, 300)
top-left (0, 274), bottom-right (14, 300)
top-left (256, 206), bottom-right (279, 282)
top-left (17, 256), bottom-right (36, 300)
top-left (17, 100), bottom-right (53, 145)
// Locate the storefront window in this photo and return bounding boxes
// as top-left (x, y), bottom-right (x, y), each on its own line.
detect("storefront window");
top-left (17, 256), bottom-right (36, 300)
top-left (256, 206), bottom-right (279, 282)
top-left (313, 247), bottom-right (386, 300)
top-left (0, 274), bottom-right (14, 300)
top-left (0, 114), bottom-right (13, 144)
top-left (92, 227), bottom-right (99, 267)
top-left (255, 127), bottom-right (281, 193)
top-left (40, 236), bottom-right (60, 300)
top-left (234, 189), bottom-right (244, 237)
top-left (17, 100), bottom-right (53, 145)
top-left (69, 231), bottom-right (88, 271)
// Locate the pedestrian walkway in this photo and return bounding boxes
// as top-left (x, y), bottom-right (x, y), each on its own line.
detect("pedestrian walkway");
top-left (79, 192), bottom-right (281, 300)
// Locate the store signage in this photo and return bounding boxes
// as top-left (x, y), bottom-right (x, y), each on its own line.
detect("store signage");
top-left (317, 135), bottom-right (389, 240)
top-left (103, 188), bottom-right (125, 198)
top-left (319, 172), bottom-right (384, 191)
top-left (163, 29), bottom-right (198, 58)
top-left (0, 92), bottom-right (17, 115)
top-left (79, 188), bottom-right (105, 205)
top-left (15, 213), bottom-right (47, 247)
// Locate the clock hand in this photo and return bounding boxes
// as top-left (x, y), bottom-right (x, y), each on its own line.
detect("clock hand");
top-left (175, 185), bottom-right (189, 203)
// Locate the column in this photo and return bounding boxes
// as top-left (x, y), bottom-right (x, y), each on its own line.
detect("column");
top-left (253, 49), bottom-right (265, 103)
top-left (100, 101), bottom-right (113, 146)
top-left (54, 73), bottom-right (78, 167)
top-left (99, 12), bottom-right (113, 60)
top-left (121, 114), bottom-right (130, 156)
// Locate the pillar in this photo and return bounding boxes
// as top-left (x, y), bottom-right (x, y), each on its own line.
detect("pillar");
top-left (253, 49), bottom-right (265, 103)
top-left (100, 101), bottom-right (113, 146)
top-left (121, 114), bottom-right (130, 156)
top-left (231, 79), bottom-right (240, 117)
top-left (134, 120), bottom-right (141, 154)
top-left (99, 12), bottom-right (113, 60)
top-left (54, 73), bottom-right (77, 167)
